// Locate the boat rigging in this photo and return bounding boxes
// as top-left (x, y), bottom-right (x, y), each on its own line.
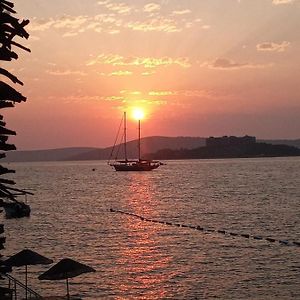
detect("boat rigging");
top-left (108, 111), bottom-right (163, 171)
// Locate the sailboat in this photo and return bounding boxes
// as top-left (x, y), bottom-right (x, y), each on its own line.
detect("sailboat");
top-left (109, 112), bottom-right (162, 171)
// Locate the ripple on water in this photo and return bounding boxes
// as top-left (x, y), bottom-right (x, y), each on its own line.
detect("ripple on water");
top-left (2, 158), bottom-right (300, 299)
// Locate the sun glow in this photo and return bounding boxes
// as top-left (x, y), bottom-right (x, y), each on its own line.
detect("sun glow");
top-left (132, 108), bottom-right (145, 120)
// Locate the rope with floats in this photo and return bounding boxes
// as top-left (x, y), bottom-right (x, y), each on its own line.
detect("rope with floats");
top-left (109, 208), bottom-right (300, 248)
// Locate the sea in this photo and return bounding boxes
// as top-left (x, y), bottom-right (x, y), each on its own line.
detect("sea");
top-left (1, 157), bottom-right (300, 299)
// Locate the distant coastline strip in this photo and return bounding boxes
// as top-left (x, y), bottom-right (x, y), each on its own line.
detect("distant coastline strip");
top-left (110, 208), bottom-right (300, 248)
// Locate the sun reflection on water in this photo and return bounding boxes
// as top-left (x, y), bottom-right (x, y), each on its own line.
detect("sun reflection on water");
top-left (116, 174), bottom-right (175, 299)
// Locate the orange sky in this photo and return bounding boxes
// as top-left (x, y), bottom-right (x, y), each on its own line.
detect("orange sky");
top-left (2, 0), bottom-right (300, 150)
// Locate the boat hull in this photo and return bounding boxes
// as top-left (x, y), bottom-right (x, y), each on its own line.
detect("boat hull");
top-left (2, 202), bottom-right (31, 219)
top-left (112, 162), bottom-right (160, 172)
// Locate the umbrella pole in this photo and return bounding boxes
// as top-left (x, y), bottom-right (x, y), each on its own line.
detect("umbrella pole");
top-left (66, 277), bottom-right (70, 300)
top-left (25, 264), bottom-right (28, 300)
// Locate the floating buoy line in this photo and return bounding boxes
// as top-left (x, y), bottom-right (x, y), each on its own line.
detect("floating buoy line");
top-left (110, 208), bottom-right (300, 248)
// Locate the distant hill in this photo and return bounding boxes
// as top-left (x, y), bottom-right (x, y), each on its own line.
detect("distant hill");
top-left (3, 136), bottom-right (206, 162)
top-left (147, 143), bottom-right (300, 160)
top-left (2, 147), bottom-right (97, 162)
top-left (2, 136), bottom-right (299, 162)
top-left (69, 136), bottom-right (206, 161)
top-left (259, 139), bottom-right (300, 149)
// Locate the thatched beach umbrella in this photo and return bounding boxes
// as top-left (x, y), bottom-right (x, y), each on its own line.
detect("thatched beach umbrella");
top-left (38, 258), bottom-right (96, 300)
top-left (4, 249), bottom-right (53, 299)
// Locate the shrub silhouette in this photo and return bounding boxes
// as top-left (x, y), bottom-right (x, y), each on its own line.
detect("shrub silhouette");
top-left (0, 0), bottom-right (31, 261)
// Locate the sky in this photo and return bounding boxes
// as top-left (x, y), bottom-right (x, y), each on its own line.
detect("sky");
top-left (2, 0), bottom-right (300, 150)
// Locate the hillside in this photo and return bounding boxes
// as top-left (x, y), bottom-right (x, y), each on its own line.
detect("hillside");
top-left (147, 143), bottom-right (300, 160)
top-left (2, 137), bottom-right (300, 162)
top-left (259, 139), bottom-right (300, 149)
top-left (2, 147), bottom-right (97, 162)
top-left (3, 136), bottom-right (206, 162)
top-left (69, 136), bottom-right (206, 161)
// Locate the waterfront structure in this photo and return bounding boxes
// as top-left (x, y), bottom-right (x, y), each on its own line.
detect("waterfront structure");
top-left (206, 135), bottom-right (256, 147)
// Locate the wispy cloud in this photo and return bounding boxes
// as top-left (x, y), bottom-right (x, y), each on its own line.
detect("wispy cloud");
top-left (87, 54), bottom-right (191, 69)
top-left (120, 90), bottom-right (142, 95)
top-left (148, 89), bottom-right (215, 98)
top-left (204, 58), bottom-right (272, 70)
top-left (94, 88), bottom-right (222, 109)
top-left (101, 95), bottom-right (125, 101)
top-left (109, 70), bottom-right (133, 76)
top-left (126, 17), bottom-right (182, 32)
top-left (98, 1), bottom-right (133, 15)
top-left (141, 71), bottom-right (156, 76)
top-left (28, 18), bottom-right (55, 31)
top-left (28, 2), bottom-right (206, 36)
top-left (172, 9), bottom-right (191, 15)
top-left (272, 0), bottom-right (296, 5)
top-left (46, 69), bottom-right (87, 76)
top-left (149, 91), bottom-right (175, 96)
top-left (143, 3), bottom-right (161, 12)
top-left (256, 41), bottom-right (290, 52)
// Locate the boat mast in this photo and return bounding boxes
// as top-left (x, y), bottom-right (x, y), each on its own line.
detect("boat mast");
top-left (124, 112), bottom-right (127, 162)
top-left (138, 119), bottom-right (141, 161)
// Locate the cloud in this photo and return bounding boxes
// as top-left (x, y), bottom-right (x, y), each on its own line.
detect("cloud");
top-left (172, 9), bottom-right (191, 15)
top-left (143, 3), bottom-right (161, 12)
top-left (87, 54), bottom-right (191, 69)
top-left (205, 58), bottom-right (271, 70)
top-left (46, 69), bottom-right (87, 76)
top-left (256, 41), bottom-right (290, 52)
top-left (106, 2), bottom-right (132, 14)
top-left (110, 70), bottom-right (133, 76)
top-left (141, 71), bottom-right (156, 76)
top-left (272, 0), bottom-right (296, 4)
top-left (149, 91), bottom-right (175, 96)
top-left (126, 17), bottom-right (182, 32)
top-left (48, 94), bottom-right (102, 103)
top-left (28, 15), bottom-right (88, 33)
top-left (28, 3), bottom-right (204, 37)
top-left (53, 15), bottom-right (88, 29)
top-left (201, 24), bottom-right (211, 30)
top-left (120, 90), bottom-right (142, 95)
top-left (148, 89), bottom-right (213, 98)
top-left (28, 18), bottom-right (55, 32)
top-left (101, 95), bottom-right (125, 101)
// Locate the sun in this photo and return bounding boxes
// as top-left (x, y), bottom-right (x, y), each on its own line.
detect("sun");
top-left (132, 108), bottom-right (145, 120)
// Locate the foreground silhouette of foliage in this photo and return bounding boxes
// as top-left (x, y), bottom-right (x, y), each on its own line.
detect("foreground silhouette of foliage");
top-left (0, 0), bottom-right (31, 273)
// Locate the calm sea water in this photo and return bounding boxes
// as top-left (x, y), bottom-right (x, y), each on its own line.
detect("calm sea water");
top-left (1, 158), bottom-right (300, 299)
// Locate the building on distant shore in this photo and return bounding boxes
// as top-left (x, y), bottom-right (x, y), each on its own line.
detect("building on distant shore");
top-left (206, 135), bottom-right (256, 147)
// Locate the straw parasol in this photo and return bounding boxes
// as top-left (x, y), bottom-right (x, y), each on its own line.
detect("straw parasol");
top-left (38, 258), bottom-right (95, 300)
top-left (4, 249), bottom-right (53, 299)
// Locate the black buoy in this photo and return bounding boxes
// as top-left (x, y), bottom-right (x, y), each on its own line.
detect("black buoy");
top-left (241, 234), bottom-right (250, 239)
top-left (266, 238), bottom-right (276, 243)
top-left (218, 230), bottom-right (226, 234)
top-left (279, 240), bottom-right (289, 245)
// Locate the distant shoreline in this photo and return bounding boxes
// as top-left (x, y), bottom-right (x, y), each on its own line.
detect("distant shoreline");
top-left (3, 136), bottom-right (300, 163)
